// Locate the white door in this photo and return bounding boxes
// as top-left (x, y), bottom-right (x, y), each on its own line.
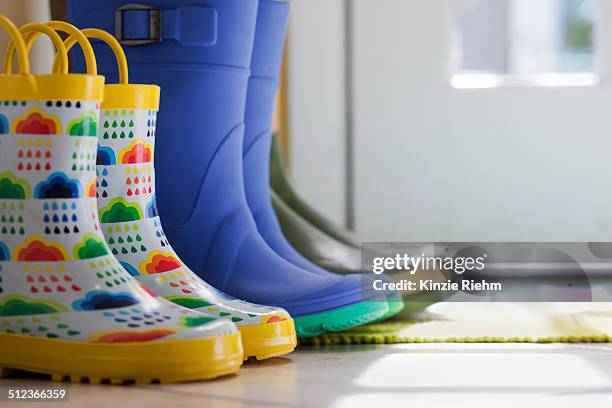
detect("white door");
top-left (288, 0), bottom-right (612, 242)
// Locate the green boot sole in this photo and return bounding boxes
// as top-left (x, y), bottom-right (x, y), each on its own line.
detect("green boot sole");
top-left (294, 300), bottom-right (390, 337)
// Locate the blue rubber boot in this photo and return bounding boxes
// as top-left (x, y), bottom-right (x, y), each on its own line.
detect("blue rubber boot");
top-left (244, 1), bottom-right (323, 275)
top-left (66, 0), bottom-right (389, 336)
top-left (244, 1), bottom-right (404, 319)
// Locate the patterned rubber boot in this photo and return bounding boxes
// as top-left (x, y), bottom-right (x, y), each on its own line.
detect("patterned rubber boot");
top-left (66, 0), bottom-right (391, 338)
top-left (96, 83), bottom-right (296, 360)
top-left (0, 18), bottom-right (242, 383)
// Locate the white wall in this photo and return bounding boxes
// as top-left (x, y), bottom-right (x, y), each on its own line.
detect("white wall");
top-left (0, 0), bottom-right (53, 74)
top-left (286, 0), bottom-right (347, 226)
top-left (288, 0), bottom-right (612, 243)
top-left (352, 0), bottom-right (612, 242)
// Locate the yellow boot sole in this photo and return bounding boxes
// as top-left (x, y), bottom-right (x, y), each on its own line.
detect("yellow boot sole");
top-left (240, 318), bottom-right (297, 360)
top-left (0, 331), bottom-right (243, 384)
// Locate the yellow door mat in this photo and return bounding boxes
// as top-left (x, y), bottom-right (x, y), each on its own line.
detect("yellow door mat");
top-left (299, 303), bottom-right (612, 345)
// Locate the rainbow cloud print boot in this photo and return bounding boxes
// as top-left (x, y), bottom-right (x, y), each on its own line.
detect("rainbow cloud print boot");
top-left (0, 19), bottom-right (242, 383)
top-left (67, 0), bottom-right (391, 338)
top-left (81, 29), bottom-right (296, 360)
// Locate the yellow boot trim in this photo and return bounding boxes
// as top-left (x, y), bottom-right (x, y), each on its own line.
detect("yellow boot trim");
top-left (239, 318), bottom-right (297, 361)
top-left (0, 331), bottom-right (243, 384)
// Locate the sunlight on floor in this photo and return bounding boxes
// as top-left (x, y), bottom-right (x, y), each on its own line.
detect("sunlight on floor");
top-left (331, 393), bottom-right (612, 408)
top-left (354, 352), bottom-right (608, 388)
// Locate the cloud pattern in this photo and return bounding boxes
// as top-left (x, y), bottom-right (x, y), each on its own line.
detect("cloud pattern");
top-left (119, 141), bottom-right (152, 164)
top-left (140, 251), bottom-right (181, 275)
top-left (72, 290), bottom-right (139, 311)
top-left (120, 261), bottom-right (140, 277)
top-left (0, 172), bottom-right (30, 199)
top-left (0, 241), bottom-right (9, 261)
top-left (100, 198), bottom-right (143, 223)
top-left (146, 197), bottom-right (158, 218)
top-left (15, 110), bottom-right (59, 135)
top-left (87, 179), bottom-right (97, 198)
top-left (34, 172), bottom-right (82, 199)
top-left (15, 238), bottom-right (68, 261)
top-left (73, 234), bottom-right (109, 260)
top-left (93, 329), bottom-right (175, 343)
top-left (0, 295), bottom-right (66, 316)
top-left (67, 112), bottom-right (98, 136)
top-left (0, 113), bottom-right (8, 134)
top-left (96, 146), bottom-right (116, 165)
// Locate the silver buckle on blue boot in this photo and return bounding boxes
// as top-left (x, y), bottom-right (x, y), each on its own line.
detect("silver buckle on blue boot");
top-left (115, 4), bottom-right (161, 46)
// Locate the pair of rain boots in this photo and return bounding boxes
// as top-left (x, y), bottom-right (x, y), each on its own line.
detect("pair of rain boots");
top-left (0, 19), bottom-right (294, 384)
top-left (67, 0), bottom-right (403, 338)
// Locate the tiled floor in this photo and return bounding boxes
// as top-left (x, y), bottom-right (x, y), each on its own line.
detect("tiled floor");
top-left (3, 343), bottom-right (612, 407)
